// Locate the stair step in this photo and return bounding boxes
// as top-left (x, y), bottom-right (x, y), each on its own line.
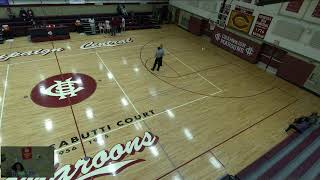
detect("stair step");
top-left (287, 145), bottom-right (320, 178)
top-left (240, 127), bottom-right (316, 180)
top-left (273, 134), bottom-right (320, 179)
top-left (237, 133), bottom-right (299, 179)
top-left (258, 127), bottom-right (320, 179)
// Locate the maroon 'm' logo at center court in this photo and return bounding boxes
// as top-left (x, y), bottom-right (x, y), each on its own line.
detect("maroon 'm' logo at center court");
top-left (31, 73), bottom-right (96, 108)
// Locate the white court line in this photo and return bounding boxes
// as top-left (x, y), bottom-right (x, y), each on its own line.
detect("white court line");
top-left (96, 52), bottom-right (139, 113)
top-left (165, 48), bottom-right (223, 92)
top-left (9, 57), bottom-right (57, 65)
top-left (0, 65), bottom-right (10, 128)
top-left (55, 58), bottom-right (223, 151)
top-left (55, 52), bottom-right (222, 152)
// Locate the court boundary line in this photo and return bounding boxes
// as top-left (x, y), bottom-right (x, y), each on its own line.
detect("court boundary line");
top-left (165, 48), bottom-right (223, 92)
top-left (96, 51), bottom-right (185, 177)
top-left (0, 64), bottom-right (9, 128)
top-left (55, 86), bottom-right (222, 152)
top-left (156, 98), bottom-right (298, 179)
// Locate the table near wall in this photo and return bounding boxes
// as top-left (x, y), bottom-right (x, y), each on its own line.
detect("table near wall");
top-left (29, 25), bottom-right (70, 42)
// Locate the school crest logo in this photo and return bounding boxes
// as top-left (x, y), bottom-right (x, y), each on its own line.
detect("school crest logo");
top-left (31, 73), bottom-right (96, 108)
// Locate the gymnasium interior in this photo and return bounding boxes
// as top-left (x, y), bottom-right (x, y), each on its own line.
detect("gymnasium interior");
top-left (0, 0), bottom-right (320, 179)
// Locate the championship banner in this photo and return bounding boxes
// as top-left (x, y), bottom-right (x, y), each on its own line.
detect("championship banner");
top-left (227, 10), bottom-right (255, 34)
top-left (211, 27), bottom-right (261, 63)
top-left (312, 0), bottom-right (320, 17)
top-left (252, 14), bottom-right (273, 39)
top-left (286, 0), bottom-right (304, 13)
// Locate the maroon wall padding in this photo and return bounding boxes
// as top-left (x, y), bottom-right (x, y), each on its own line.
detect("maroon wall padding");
top-left (257, 43), bottom-right (287, 69)
top-left (211, 26), bottom-right (262, 63)
top-left (188, 16), bottom-right (202, 36)
top-left (276, 55), bottom-right (315, 87)
top-left (201, 19), bottom-right (209, 35)
top-left (31, 35), bottom-right (70, 42)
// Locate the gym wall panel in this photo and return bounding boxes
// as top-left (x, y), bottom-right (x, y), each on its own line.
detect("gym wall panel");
top-left (303, 0), bottom-right (320, 24)
top-left (279, 0), bottom-right (310, 19)
top-left (277, 54), bottom-right (315, 87)
top-left (309, 31), bottom-right (320, 49)
top-left (170, 0), bottom-right (219, 20)
top-left (271, 20), bottom-right (305, 41)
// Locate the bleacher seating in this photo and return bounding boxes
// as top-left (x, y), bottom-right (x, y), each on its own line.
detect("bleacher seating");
top-left (0, 31), bottom-right (4, 44)
top-left (235, 125), bottom-right (320, 179)
top-left (0, 12), bottom-right (160, 37)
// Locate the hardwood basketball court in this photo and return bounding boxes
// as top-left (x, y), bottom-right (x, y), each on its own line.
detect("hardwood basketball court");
top-left (0, 25), bottom-right (319, 179)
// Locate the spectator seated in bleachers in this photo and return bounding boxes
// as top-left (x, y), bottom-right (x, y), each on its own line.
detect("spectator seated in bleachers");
top-left (27, 9), bottom-right (35, 20)
top-left (19, 8), bottom-right (28, 21)
top-left (285, 112), bottom-right (319, 134)
top-left (6, 8), bottom-right (16, 20)
top-left (1, 24), bottom-right (12, 40)
top-left (75, 19), bottom-right (83, 33)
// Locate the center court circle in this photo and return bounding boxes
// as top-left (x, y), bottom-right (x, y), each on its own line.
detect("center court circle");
top-left (31, 73), bottom-right (97, 108)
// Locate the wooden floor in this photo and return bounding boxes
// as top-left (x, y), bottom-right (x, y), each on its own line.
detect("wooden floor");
top-left (0, 25), bottom-right (319, 179)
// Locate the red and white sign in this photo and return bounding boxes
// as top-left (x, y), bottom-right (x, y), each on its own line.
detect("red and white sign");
top-left (7, 132), bottom-right (159, 180)
top-left (312, 0), bottom-right (320, 17)
top-left (211, 27), bottom-right (261, 63)
top-left (252, 14), bottom-right (273, 39)
top-left (286, 0), bottom-right (304, 13)
top-left (22, 147), bottom-right (32, 160)
top-left (31, 73), bottom-right (97, 108)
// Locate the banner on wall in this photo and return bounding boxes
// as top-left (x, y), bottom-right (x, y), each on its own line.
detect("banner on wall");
top-left (312, 0), bottom-right (320, 17)
top-left (252, 14), bottom-right (273, 39)
top-left (0, 0), bottom-right (9, 5)
top-left (69, 0), bottom-right (85, 4)
top-left (227, 10), bottom-right (255, 33)
top-left (217, 3), bottom-right (231, 28)
top-left (286, 0), bottom-right (304, 13)
top-left (211, 27), bottom-right (261, 63)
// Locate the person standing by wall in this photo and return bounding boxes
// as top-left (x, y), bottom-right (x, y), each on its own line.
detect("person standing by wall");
top-left (151, 44), bottom-right (165, 71)
top-left (121, 17), bottom-right (126, 32)
top-left (116, 16), bottom-right (121, 33)
top-left (89, 18), bottom-right (96, 34)
top-left (111, 17), bottom-right (117, 36)
top-left (105, 19), bottom-right (111, 34)
top-left (98, 22), bottom-right (104, 34)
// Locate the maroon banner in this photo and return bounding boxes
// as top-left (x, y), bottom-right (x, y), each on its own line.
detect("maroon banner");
top-left (211, 27), bottom-right (261, 63)
top-left (252, 14), bottom-right (273, 39)
top-left (312, 0), bottom-right (320, 17)
top-left (235, 5), bottom-right (254, 15)
top-left (286, 0), bottom-right (304, 13)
